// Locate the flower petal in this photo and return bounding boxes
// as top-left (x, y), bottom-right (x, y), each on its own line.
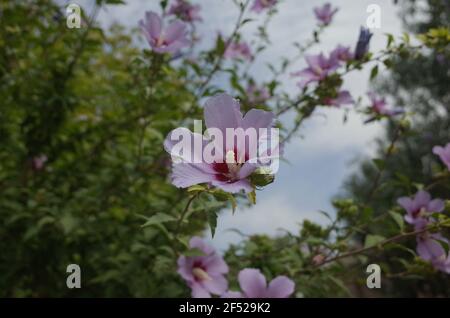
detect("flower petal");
top-left (204, 255), bottom-right (229, 275)
top-left (414, 190), bottom-right (431, 208)
top-left (203, 275), bottom-right (228, 295)
top-left (189, 236), bottom-right (215, 255)
top-left (417, 236), bottom-right (445, 261)
top-left (238, 268), bottom-right (267, 298)
top-left (211, 179), bottom-right (253, 194)
top-left (204, 94), bottom-right (243, 134)
top-left (305, 54), bottom-right (321, 68)
top-left (164, 20), bottom-right (187, 43)
top-left (146, 11), bottom-right (162, 39)
top-left (171, 163), bottom-right (216, 188)
top-left (266, 276), bottom-right (295, 298)
top-left (427, 199), bottom-right (445, 213)
top-left (432, 146), bottom-right (444, 156)
top-left (397, 197), bottom-right (413, 214)
top-left (238, 162), bottom-right (259, 179)
top-left (177, 256), bottom-right (194, 282)
top-left (191, 283), bottom-right (211, 298)
top-left (242, 109), bottom-right (274, 132)
top-left (164, 127), bottom-right (209, 164)
top-left (221, 291), bottom-right (243, 298)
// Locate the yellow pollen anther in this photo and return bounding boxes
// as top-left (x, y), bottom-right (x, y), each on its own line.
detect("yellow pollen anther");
top-left (156, 35), bottom-right (165, 47)
top-left (225, 150), bottom-right (235, 164)
top-left (192, 267), bottom-right (211, 281)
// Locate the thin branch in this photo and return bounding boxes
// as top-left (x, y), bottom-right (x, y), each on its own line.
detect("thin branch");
top-left (195, 0), bottom-right (250, 97)
top-left (317, 220), bottom-right (450, 267)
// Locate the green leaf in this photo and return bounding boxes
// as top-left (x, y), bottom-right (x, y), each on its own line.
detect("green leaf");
top-left (211, 189), bottom-right (230, 201)
top-left (385, 33), bottom-right (395, 48)
top-left (403, 32), bottom-right (410, 44)
top-left (370, 65), bottom-right (379, 80)
top-left (372, 158), bottom-right (385, 171)
top-left (247, 190), bottom-right (256, 205)
top-left (328, 276), bottom-right (351, 296)
top-left (228, 194), bottom-right (237, 214)
top-left (241, 18), bottom-right (254, 26)
top-left (364, 234), bottom-right (386, 248)
top-left (383, 58), bottom-right (393, 68)
top-left (389, 211), bottom-right (404, 231)
top-left (250, 173), bottom-right (275, 187)
top-left (140, 213), bottom-right (176, 228)
top-left (216, 35), bottom-right (226, 55)
top-left (187, 184), bottom-right (206, 194)
top-left (207, 211), bottom-right (218, 238)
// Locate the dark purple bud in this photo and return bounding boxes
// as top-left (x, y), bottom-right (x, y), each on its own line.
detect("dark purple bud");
top-left (354, 27), bottom-right (373, 60)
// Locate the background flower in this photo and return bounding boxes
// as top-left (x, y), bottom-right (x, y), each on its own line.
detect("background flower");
top-left (139, 11), bottom-right (189, 54)
top-left (397, 190), bottom-right (444, 230)
top-left (251, 0), bottom-right (277, 13)
top-left (433, 143), bottom-right (450, 170)
top-left (168, 0), bottom-right (202, 22)
top-left (323, 90), bottom-right (353, 107)
top-left (291, 53), bottom-right (339, 87)
top-left (314, 3), bottom-right (338, 25)
top-left (178, 237), bottom-right (229, 298)
top-left (224, 42), bottom-right (253, 60)
top-left (222, 268), bottom-right (295, 298)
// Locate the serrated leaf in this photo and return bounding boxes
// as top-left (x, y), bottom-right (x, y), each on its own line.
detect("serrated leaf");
top-left (141, 213), bottom-right (176, 228)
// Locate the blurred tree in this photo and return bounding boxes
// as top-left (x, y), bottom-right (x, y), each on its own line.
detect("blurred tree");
top-left (344, 0), bottom-right (450, 296)
top-left (0, 0), bottom-right (212, 297)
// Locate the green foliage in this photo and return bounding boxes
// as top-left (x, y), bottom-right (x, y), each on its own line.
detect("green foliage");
top-left (1, 0), bottom-right (449, 298)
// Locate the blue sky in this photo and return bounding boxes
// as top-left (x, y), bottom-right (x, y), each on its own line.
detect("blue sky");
top-left (68, 0), bottom-right (404, 250)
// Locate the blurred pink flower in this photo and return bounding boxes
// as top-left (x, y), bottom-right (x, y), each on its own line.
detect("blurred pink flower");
top-left (139, 11), bottom-right (189, 54)
top-left (323, 90), bottom-right (353, 107)
top-left (224, 42), bottom-right (252, 60)
top-left (433, 143), bottom-right (450, 171)
top-left (291, 53), bottom-right (340, 87)
top-left (416, 233), bottom-right (450, 274)
top-left (177, 237), bottom-right (229, 298)
top-left (168, 0), bottom-right (202, 22)
top-left (367, 92), bottom-right (404, 117)
top-left (32, 155), bottom-right (48, 171)
top-left (246, 83), bottom-right (270, 104)
top-left (330, 45), bottom-right (353, 63)
top-left (397, 190), bottom-right (444, 230)
top-left (312, 254), bottom-right (326, 266)
top-left (314, 3), bottom-right (338, 25)
top-left (251, 0), bottom-right (277, 13)
top-left (222, 268), bottom-right (295, 298)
